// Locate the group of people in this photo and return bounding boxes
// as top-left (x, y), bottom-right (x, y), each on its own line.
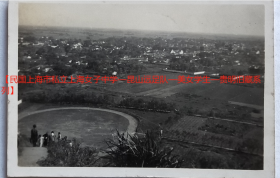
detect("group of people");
top-left (30, 124), bottom-right (63, 147)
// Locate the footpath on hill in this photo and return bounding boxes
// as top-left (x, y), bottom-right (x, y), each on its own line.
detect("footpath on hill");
top-left (18, 147), bottom-right (48, 166)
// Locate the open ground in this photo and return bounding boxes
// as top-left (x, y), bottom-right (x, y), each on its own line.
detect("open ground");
top-left (19, 107), bottom-right (137, 148)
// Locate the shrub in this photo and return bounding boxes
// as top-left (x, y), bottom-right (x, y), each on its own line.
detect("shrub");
top-left (37, 139), bottom-right (100, 167)
top-left (103, 131), bottom-right (183, 167)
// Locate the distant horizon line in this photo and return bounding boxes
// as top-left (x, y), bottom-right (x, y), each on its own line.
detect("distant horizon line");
top-left (18, 25), bottom-right (265, 39)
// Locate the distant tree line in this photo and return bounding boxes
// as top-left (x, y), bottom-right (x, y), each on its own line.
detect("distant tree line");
top-left (23, 90), bottom-right (114, 106)
top-left (22, 90), bottom-right (176, 113)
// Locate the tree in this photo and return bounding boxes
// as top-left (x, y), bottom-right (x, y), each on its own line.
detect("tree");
top-left (237, 70), bottom-right (244, 76)
top-left (46, 52), bottom-right (58, 65)
top-left (65, 45), bottom-right (71, 54)
top-left (230, 68), bottom-right (236, 75)
top-left (36, 47), bottom-right (46, 55)
top-left (228, 45), bottom-right (233, 52)
top-left (24, 36), bottom-right (37, 43)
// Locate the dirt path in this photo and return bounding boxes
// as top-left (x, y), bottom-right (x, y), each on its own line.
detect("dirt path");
top-left (208, 116), bottom-right (263, 126)
top-left (19, 107), bottom-right (138, 134)
top-left (228, 101), bottom-right (264, 109)
top-left (18, 147), bottom-right (48, 167)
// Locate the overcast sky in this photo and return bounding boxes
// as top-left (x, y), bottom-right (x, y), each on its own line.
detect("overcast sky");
top-left (19, 3), bottom-right (264, 36)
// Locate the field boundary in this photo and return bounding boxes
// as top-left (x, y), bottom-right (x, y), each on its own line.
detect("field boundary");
top-left (163, 137), bottom-right (263, 157)
top-left (107, 106), bottom-right (160, 131)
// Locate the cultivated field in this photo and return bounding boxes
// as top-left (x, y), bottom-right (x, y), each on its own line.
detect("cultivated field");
top-left (165, 116), bottom-right (263, 156)
top-left (106, 72), bottom-right (264, 106)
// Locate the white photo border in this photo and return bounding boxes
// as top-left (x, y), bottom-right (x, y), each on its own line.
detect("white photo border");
top-left (7, 1), bottom-right (275, 177)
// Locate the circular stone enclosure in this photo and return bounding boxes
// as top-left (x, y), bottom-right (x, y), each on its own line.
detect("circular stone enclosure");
top-left (18, 108), bottom-right (137, 148)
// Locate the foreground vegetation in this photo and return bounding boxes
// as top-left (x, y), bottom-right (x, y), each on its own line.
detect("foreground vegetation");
top-left (37, 131), bottom-right (183, 167)
top-left (37, 139), bottom-right (100, 167)
top-left (104, 131), bottom-right (183, 167)
top-left (35, 129), bottom-right (262, 169)
top-left (19, 128), bottom-right (263, 169)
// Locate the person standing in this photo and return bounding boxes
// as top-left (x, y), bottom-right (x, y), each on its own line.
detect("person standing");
top-left (39, 135), bottom-right (44, 147)
top-left (158, 123), bottom-right (163, 138)
top-left (30, 124), bottom-right (38, 147)
top-left (57, 132), bottom-right (62, 141)
top-left (43, 132), bottom-right (49, 146)
top-left (50, 131), bottom-right (56, 142)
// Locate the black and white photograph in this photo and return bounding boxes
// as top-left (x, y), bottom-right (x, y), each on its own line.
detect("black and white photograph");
top-left (7, 1), bottom-right (275, 177)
